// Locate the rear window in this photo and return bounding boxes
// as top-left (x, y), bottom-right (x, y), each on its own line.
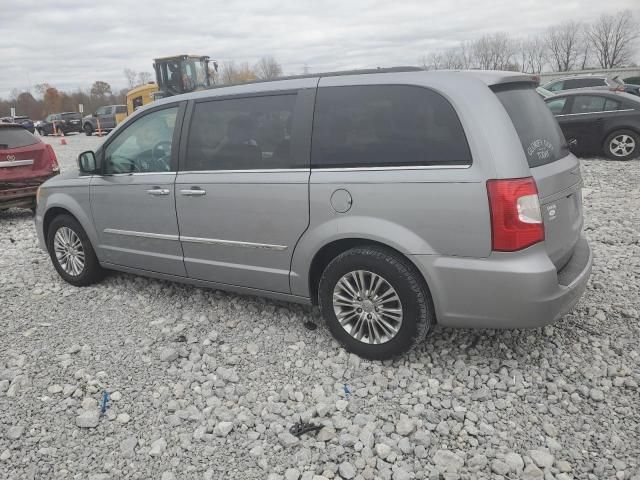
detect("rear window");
top-left (0, 127), bottom-right (39, 149)
top-left (312, 85), bottom-right (472, 168)
top-left (493, 84), bottom-right (569, 168)
top-left (564, 78), bottom-right (605, 89)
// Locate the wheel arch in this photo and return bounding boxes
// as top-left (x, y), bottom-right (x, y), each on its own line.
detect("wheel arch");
top-left (304, 237), bottom-right (433, 311)
top-left (42, 195), bottom-right (99, 254)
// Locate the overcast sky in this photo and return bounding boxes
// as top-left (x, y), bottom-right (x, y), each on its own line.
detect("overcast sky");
top-left (1, 0), bottom-right (639, 98)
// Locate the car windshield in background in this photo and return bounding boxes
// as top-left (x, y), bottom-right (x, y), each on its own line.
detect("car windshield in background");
top-left (493, 84), bottom-right (569, 168)
top-left (0, 127), bottom-right (39, 149)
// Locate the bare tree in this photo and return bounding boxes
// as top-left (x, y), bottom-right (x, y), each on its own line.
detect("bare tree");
top-left (588, 10), bottom-right (639, 68)
top-left (517, 36), bottom-right (548, 73)
top-left (138, 71), bottom-right (152, 85)
top-left (219, 61), bottom-right (257, 85)
top-left (254, 56), bottom-right (283, 80)
top-left (124, 68), bottom-right (138, 89)
top-left (473, 33), bottom-right (516, 70)
top-left (545, 21), bottom-right (583, 71)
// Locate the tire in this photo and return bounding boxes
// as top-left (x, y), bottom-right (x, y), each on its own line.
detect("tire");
top-left (603, 129), bottom-right (639, 160)
top-left (318, 246), bottom-right (433, 360)
top-left (46, 214), bottom-right (104, 286)
top-left (84, 124), bottom-right (93, 136)
top-left (40, 129), bottom-right (48, 136)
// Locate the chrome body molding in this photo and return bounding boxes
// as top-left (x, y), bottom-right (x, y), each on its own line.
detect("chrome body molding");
top-left (0, 159), bottom-right (34, 168)
top-left (180, 235), bottom-right (288, 251)
top-left (103, 228), bottom-right (288, 251)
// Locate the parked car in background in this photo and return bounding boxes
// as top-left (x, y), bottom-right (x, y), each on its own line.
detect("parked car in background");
top-left (536, 86), bottom-right (554, 98)
top-left (82, 105), bottom-right (127, 136)
top-left (36, 69), bottom-right (592, 359)
top-left (38, 112), bottom-right (82, 135)
top-left (0, 124), bottom-right (59, 210)
top-left (545, 90), bottom-right (640, 160)
top-left (542, 75), bottom-right (625, 93)
top-left (622, 84), bottom-right (640, 97)
top-left (1, 116), bottom-right (35, 133)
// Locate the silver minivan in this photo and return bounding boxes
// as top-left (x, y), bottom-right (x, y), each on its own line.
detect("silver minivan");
top-left (35, 68), bottom-right (592, 359)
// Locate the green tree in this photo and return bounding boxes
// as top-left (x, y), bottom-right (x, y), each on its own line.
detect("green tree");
top-left (90, 81), bottom-right (112, 97)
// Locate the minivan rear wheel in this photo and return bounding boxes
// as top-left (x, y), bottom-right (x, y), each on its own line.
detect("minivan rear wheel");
top-left (604, 129), bottom-right (638, 160)
top-left (318, 246), bottom-right (433, 360)
top-left (47, 214), bottom-right (103, 286)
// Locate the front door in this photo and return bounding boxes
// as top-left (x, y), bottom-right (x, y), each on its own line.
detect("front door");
top-left (91, 103), bottom-right (186, 276)
top-left (175, 90), bottom-right (314, 293)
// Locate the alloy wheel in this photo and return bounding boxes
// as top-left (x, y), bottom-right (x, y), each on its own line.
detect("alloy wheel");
top-left (332, 270), bottom-right (403, 344)
top-left (609, 134), bottom-right (636, 157)
top-left (53, 227), bottom-right (85, 276)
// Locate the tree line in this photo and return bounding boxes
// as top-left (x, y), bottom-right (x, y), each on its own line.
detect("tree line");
top-left (0, 81), bottom-right (127, 121)
top-left (423, 9), bottom-right (638, 72)
top-left (0, 56), bottom-right (284, 120)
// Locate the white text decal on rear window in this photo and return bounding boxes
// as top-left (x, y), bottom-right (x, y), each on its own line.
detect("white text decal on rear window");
top-left (527, 139), bottom-right (554, 160)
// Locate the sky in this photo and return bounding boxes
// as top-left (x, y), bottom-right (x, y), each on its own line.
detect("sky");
top-left (1, 0), bottom-right (639, 98)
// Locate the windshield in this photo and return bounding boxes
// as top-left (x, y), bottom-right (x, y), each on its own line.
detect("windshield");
top-left (493, 84), bottom-right (569, 168)
top-left (183, 59), bottom-right (209, 90)
top-left (61, 113), bottom-right (81, 120)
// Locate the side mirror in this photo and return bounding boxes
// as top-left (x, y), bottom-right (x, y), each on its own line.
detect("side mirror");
top-left (568, 138), bottom-right (578, 150)
top-left (78, 151), bottom-right (98, 174)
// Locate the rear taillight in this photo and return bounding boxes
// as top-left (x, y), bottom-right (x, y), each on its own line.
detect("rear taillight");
top-left (45, 144), bottom-right (60, 172)
top-left (486, 177), bottom-right (544, 252)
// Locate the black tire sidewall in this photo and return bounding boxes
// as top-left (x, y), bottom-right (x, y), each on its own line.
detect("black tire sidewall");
top-left (46, 215), bottom-right (102, 286)
top-left (319, 247), bottom-right (431, 360)
top-left (84, 124), bottom-right (93, 136)
top-left (604, 130), bottom-right (639, 161)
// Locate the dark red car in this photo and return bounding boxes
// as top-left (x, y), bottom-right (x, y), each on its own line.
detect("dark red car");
top-left (0, 124), bottom-right (59, 210)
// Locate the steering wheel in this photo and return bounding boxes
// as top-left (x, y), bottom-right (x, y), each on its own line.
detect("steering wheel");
top-left (151, 141), bottom-right (172, 171)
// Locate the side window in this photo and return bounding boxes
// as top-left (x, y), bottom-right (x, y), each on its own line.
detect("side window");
top-left (546, 98), bottom-right (567, 115)
top-left (95, 107), bottom-right (106, 116)
top-left (312, 85), bottom-right (471, 168)
top-left (548, 81), bottom-right (564, 92)
top-left (185, 94), bottom-right (298, 170)
top-left (104, 107), bottom-right (114, 115)
top-left (570, 96), bottom-right (606, 114)
top-left (582, 78), bottom-right (606, 87)
top-left (104, 107), bottom-right (178, 174)
top-left (604, 98), bottom-right (621, 111)
top-left (116, 106), bottom-right (127, 114)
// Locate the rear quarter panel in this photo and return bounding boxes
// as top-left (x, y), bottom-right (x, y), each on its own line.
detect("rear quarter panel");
top-left (290, 72), bottom-right (531, 298)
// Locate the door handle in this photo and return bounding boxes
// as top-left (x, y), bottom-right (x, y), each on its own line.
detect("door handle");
top-left (146, 188), bottom-right (170, 196)
top-left (180, 187), bottom-right (206, 196)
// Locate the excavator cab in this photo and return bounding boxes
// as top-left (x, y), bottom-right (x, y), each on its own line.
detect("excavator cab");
top-left (153, 55), bottom-right (212, 99)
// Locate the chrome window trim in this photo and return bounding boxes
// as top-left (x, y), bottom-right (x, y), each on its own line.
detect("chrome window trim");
top-left (180, 235), bottom-right (288, 251)
top-left (103, 229), bottom-right (179, 241)
top-left (555, 108), bottom-right (635, 118)
top-left (101, 172), bottom-right (176, 177)
top-left (178, 169), bottom-right (310, 174)
top-left (0, 159), bottom-right (34, 168)
top-left (311, 164), bottom-right (471, 172)
top-left (103, 228), bottom-right (288, 251)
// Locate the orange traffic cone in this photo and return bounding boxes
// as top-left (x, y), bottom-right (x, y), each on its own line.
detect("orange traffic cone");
top-left (59, 129), bottom-right (67, 145)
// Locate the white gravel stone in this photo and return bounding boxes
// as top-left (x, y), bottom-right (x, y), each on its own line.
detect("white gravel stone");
top-left (76, 410), bottom-right (100, 428)
top-left (6, 426), bottom-right (24, 440)
top-left (433, 450), bottom-right (464, 472)
top-left (159, 347), bottom-right (178, 362)
top-left (214, 421), bottom-right (234, 437)
top-left (338, 461), bottom-right (356, 479)
top-left (149, 438), bottom-right (167, 456)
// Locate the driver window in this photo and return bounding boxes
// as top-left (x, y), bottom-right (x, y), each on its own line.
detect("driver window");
top-left (104, 107), bottom-right (178, 174)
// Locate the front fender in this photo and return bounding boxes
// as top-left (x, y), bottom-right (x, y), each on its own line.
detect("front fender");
top-left (37, 188), bottom-right (98, 255)
top-left (289, 216), bottom-right (435, 297)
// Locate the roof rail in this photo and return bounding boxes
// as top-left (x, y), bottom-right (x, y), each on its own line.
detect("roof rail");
top-left (212, 66), bottom-right (424, 88)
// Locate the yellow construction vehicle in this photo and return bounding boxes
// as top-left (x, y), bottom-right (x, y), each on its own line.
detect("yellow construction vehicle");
top-left (126, 55), bottom-right (214, 115)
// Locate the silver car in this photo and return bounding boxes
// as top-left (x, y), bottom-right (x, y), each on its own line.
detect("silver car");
top-left (35, 68), bottom-right (592, 359)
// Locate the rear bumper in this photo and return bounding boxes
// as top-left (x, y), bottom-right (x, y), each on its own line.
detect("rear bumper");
top-left (1, 175), bottom-right (58, 208)
top-left (412, 235), bottom-right (592, 329)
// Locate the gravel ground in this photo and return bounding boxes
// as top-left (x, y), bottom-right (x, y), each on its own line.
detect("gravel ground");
top-left (1, 134), bottom-right (639, 480)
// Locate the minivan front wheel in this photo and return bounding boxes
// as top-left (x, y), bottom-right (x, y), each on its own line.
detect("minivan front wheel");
top-left (84, 124), bottom-right (93, 136)
top-left (318, 246), bottom-right (433, 360)
top-left (47, 214), bottom-right (103, 286)
top-left (604, 130), bottom-right (638, 160)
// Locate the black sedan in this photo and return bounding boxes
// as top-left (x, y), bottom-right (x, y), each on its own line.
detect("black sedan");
top-left (0, 116), bottom-right (35, 133)
top-left (545, 90), bottom-right (640, 160)
top-left (38, 112), bottom-right (82, 136)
